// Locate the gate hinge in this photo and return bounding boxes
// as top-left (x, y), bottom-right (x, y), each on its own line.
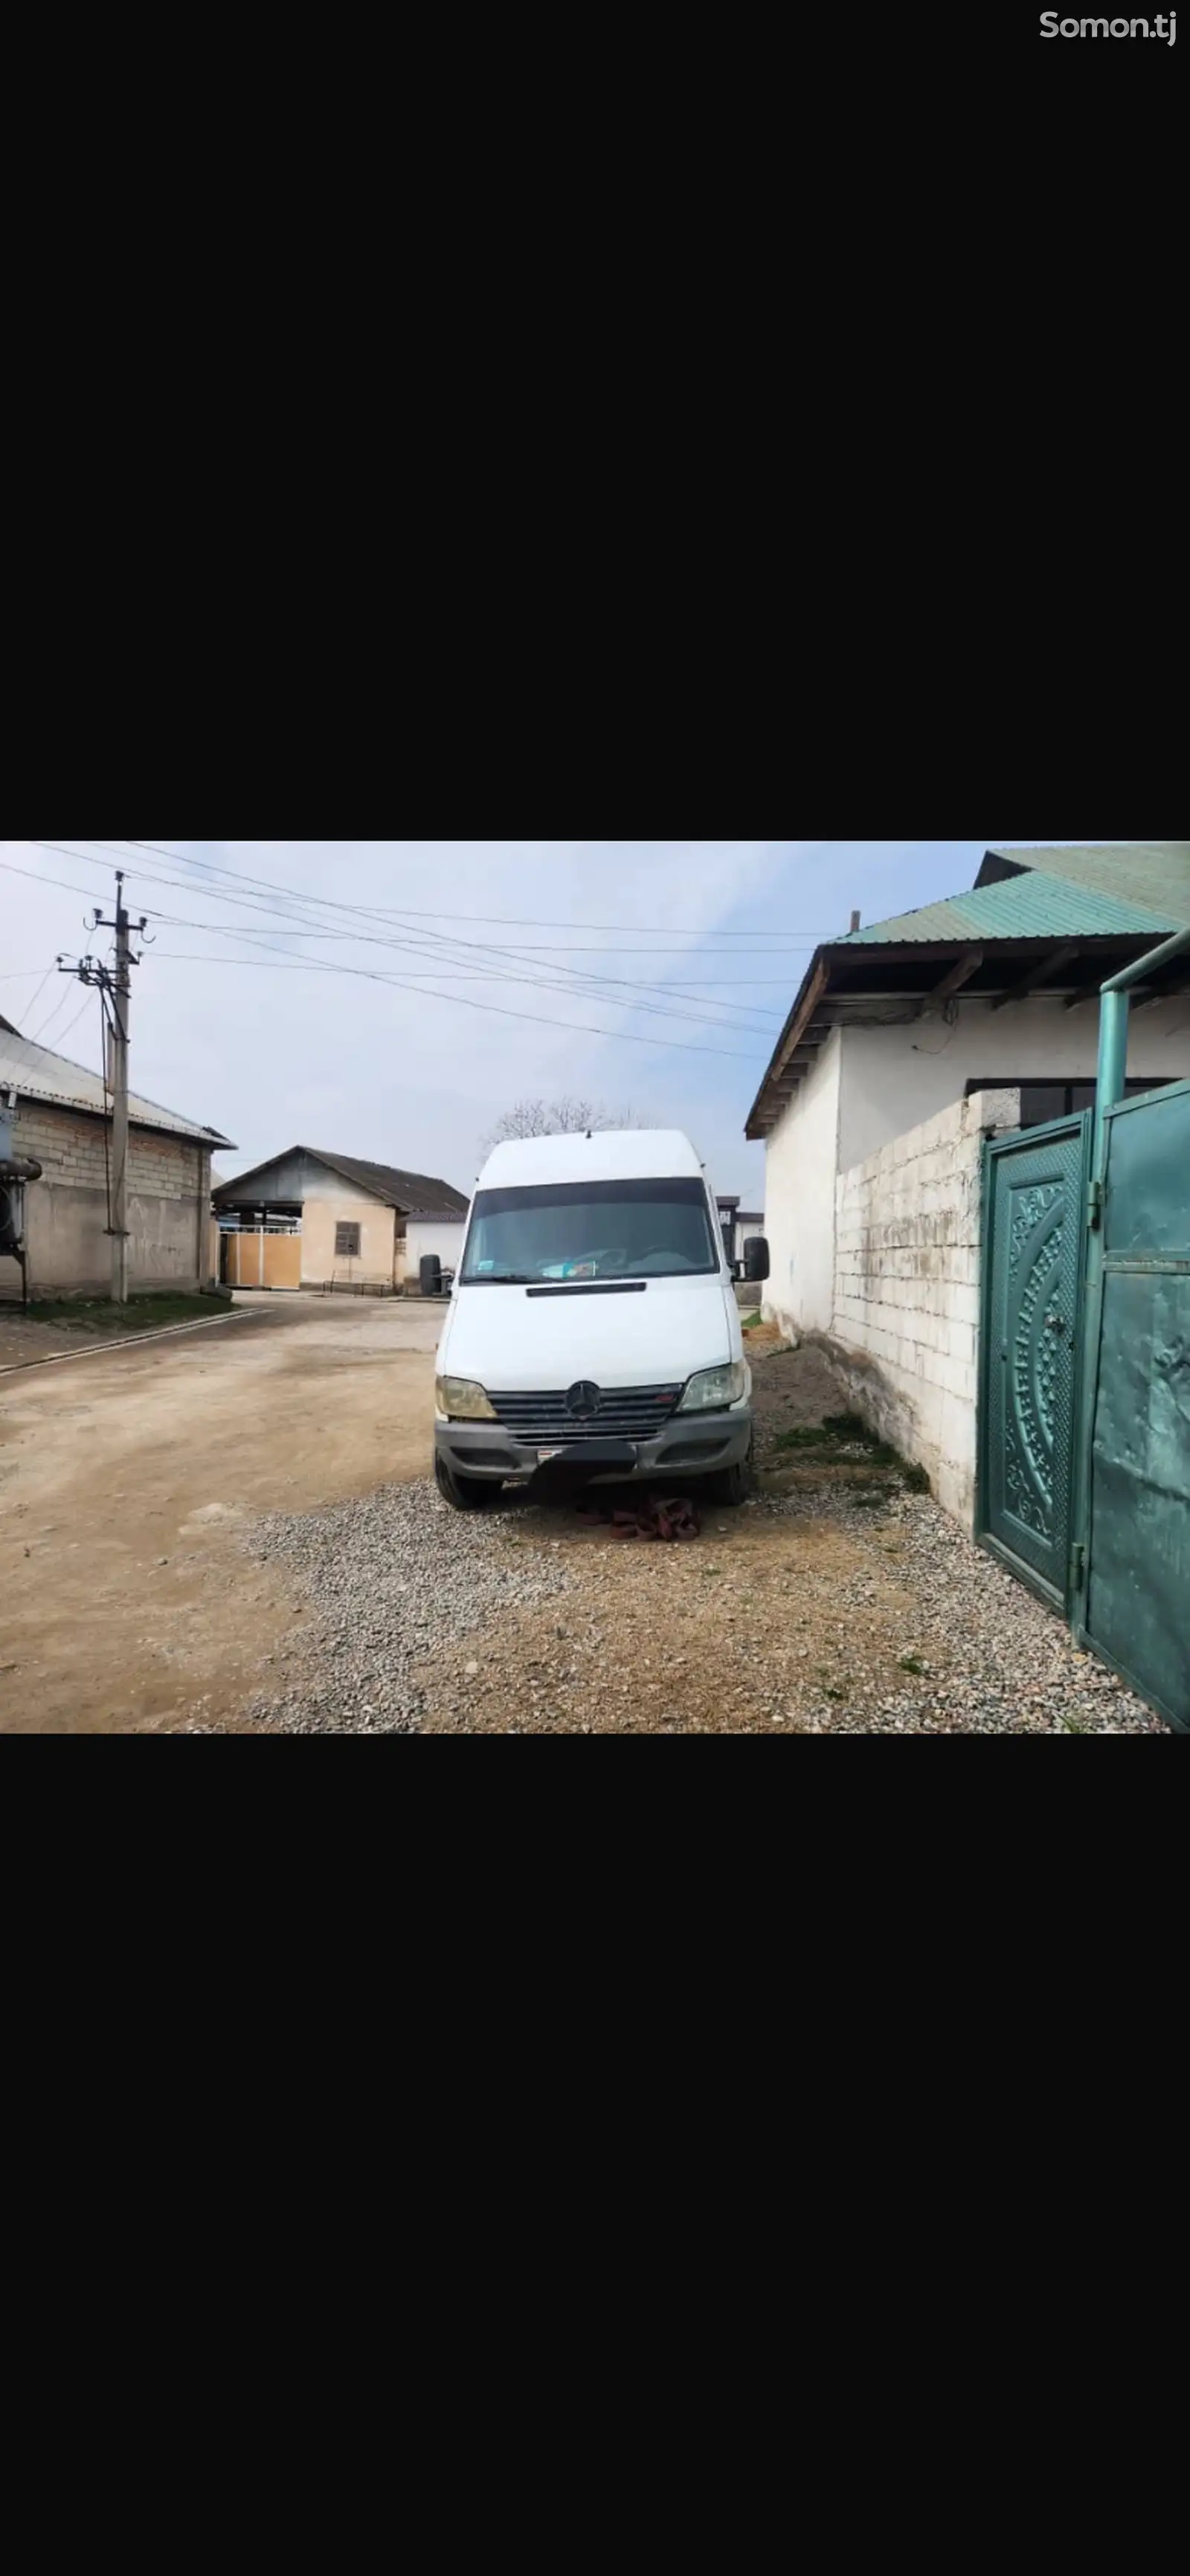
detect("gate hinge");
top-left (1087, 1178), bottom-right (1104, 1230)
top-left (1070, 1541), bottom-right (1086, 1591)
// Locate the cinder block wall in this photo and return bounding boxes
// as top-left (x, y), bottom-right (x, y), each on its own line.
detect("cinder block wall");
top-left (829, 1089), bottom-right (1020, 1525)
top-left (8, 1100), bottom-right (210, 1294)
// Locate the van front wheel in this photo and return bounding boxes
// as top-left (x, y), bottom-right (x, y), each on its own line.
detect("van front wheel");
top-left (702, 1451), bottom-right (753, 1507)
top-left (435, 1455), bottom-right (504, 1512)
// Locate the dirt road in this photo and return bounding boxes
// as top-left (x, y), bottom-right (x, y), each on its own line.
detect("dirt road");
top-left (0, 1297), bottom-right (442, 1734)
top-left (1, 1303), bottom-right (1160, 1735)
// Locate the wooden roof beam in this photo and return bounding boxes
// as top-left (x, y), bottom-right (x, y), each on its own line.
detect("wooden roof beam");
top-left (746, 958), bottom-right (831, 1138)
top-left (991, 942), bottom-right (1079, 1011)
top-left (918, 947), bottom-right (983, 1015)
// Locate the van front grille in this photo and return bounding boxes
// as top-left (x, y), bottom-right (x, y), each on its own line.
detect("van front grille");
top-left (486, 1385), bottom-right (683, 1442)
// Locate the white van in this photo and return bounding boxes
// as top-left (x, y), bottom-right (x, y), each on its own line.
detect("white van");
top-left (432, 1128), bottom-right (770, 1511)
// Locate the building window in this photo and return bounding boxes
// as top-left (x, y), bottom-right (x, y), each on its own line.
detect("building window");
top-left (335, 1222), bottom-right (361, 1258)
top-left (965, 1077), bottom-right (1174, 1129)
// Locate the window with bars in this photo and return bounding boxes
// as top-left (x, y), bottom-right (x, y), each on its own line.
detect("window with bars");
top-left (965, 1077), bottom-right (1174, 1129)
top-left (335, 1222), bottom-right (361, 1258)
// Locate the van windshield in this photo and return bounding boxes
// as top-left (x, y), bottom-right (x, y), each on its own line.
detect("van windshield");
top-left (460, 1178), bottom-right (718, 1283)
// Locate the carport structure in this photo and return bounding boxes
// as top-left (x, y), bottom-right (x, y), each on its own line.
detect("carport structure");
top-left (213, 1146), bottom-right (468, 1295)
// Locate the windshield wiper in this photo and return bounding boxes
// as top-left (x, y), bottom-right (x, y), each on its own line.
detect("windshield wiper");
top-left (462, 1271), bottom-right (536, 1285)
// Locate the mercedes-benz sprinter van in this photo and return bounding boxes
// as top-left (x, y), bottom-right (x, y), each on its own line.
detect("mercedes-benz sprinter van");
top-left (432, 1128), bottom-right (768, 1510)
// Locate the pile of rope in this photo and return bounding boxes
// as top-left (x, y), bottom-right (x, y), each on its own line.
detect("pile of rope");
top-left (576, 1494), bottom-right (701, 1541)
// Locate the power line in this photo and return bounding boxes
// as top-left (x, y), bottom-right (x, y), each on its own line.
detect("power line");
top-left (143, 919), bottom-right (782, 1032)
top-left (30, 988), bottom-right (95, 1059)
top-left (118, 841), bottom-right (836, 937)
top-left (9, 845), bottom-right (794, 1061)
top-left (84, 851), bottom-right (811, 1010)
top-left (13, 964), bottom-right (57, 1029)
top-left (144, 945), bottom-right (762, 1061)
top-left (17, 848), bottom-right (785, 1037)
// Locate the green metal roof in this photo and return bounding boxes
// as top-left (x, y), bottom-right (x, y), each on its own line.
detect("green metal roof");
top-left (840, 869), bottom-right (1181, 948)
top-left (985, 842), bottom-right (1190, 928)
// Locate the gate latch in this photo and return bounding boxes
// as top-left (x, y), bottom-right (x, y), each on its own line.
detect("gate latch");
top-left (1070, 1541), bottom-right (1087, 1592)
top-left (1087, 1178), bottom-right (1104, 1230)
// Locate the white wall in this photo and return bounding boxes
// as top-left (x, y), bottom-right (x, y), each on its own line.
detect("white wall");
top-left (837, 995), bottom-right (1190, 1174)
top-left (402, 1218), bottom-right (465, 1285)
top-left (762, 1028), bottom-right (842, 1337)
top-left (832, 1089), bottom-right (1021, 1525)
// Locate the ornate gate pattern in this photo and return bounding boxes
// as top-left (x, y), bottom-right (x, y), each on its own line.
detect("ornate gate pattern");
top-left (979, 1119), bottom-right (1090, 1605)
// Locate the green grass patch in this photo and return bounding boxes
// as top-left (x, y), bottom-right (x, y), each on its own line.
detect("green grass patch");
top-left (25, 1291), bottom-right (233, 1335)
top-left (769, 1412), bottom-right (927, 1485)
top-left (771, 1424), bottom-right (898, 1467)
top-left (741, 1312), bottom-right (764, 1332)
top-left (898, 1653), bottom-right (927, 1674)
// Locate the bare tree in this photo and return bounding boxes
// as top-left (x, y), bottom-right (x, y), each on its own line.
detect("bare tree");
top-left (480, 1098), bottom-right (640, 1156)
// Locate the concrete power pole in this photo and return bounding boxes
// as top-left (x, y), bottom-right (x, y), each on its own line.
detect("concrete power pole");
top-left (59, 869), bottom-right (148, 1305)
top-left (107, 879), bottom-right (132, 1303)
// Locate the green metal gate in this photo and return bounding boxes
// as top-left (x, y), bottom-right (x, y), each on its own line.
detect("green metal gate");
top-left (978, 1117), bottom-right (1093, 1608)
top-left (1072, 1076), bottom-right (1190, 1732)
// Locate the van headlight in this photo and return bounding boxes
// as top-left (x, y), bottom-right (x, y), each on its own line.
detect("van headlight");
top-left (435, 1375), bottom-right (497, 1421)
top-left (678, 1361), bottom-right (750, 1413)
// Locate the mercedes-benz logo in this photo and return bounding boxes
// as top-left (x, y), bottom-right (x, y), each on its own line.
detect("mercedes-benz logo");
top-left (565, 1380), bottom-right (600, 1421)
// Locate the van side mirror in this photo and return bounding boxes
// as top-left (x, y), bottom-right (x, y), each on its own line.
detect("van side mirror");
top-left (419, 1253), bottom-right (443, 1298)
top-left (744, 1236), bottom-right (770, 1284)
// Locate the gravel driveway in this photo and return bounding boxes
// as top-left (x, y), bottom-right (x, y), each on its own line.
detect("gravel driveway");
top-left (220, 1344), bottom-right (1162, 1735)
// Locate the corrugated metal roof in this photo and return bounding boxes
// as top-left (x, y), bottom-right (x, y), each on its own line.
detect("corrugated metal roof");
top-left (985, 842), bottom-right (1190, 926)
top-left (310, 1152), bottom-right (469, 1217)
top-left (213, 1146), bottom-right (467, 1217)
top-left (0, 1026), bottom-right (234, 1147)
top-left (840, 870), bottom-right (1180, 946)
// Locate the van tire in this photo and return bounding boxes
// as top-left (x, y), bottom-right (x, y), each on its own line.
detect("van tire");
top-left (703, 1451), bottom-right (753, 1507)
top-left (435, 1455), bottom-right (504, 1512)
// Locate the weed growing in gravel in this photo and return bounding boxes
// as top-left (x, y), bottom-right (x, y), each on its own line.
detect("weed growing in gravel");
top-left (769, 1413), bottom-right (929, 1491)
top-left (898, 1653), bottom-right (927, 1674)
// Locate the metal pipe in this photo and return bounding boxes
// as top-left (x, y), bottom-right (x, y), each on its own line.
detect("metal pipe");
top-left (1100, 922), bottom-right (1190, 995)
top-left (1093, 922), bottom-right (1190, 1178)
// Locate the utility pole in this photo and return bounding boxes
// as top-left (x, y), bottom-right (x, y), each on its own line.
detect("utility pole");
top-left (59, 870), bottom-right (148, 1305)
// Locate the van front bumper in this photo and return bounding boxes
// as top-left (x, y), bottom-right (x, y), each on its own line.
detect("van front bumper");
top-left (435, 1407), bottom-right (753, 1484)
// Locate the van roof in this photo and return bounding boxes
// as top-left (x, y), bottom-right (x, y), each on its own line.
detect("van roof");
top-left (477, 1128), bottom-right (705, 1189)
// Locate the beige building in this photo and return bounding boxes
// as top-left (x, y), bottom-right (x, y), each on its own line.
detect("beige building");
top-left (1, 1011), bottom-right (232, 1300)
top-left (212, 1148), bottom-right (468, 1294)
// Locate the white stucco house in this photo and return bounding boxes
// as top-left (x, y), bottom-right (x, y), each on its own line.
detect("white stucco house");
top-left (745, 843), bottom-right (1190, 1517)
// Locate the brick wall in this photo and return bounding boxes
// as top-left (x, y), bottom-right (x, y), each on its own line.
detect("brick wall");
top-left (5, 1097), bottom-right (210, 1296)
top-left (829, 1089), bottom-right (1020, 1525)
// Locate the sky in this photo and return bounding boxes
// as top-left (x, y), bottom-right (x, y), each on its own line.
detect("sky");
top-left (1, 839), bottom-right (1056, 1201)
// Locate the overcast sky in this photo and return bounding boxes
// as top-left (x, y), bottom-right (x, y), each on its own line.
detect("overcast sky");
top-left (2, 840), bottom-right (1050, 1200)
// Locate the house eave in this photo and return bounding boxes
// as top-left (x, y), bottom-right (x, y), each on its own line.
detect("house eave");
top-left (744, 928), bottom-right (1182, 1140)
